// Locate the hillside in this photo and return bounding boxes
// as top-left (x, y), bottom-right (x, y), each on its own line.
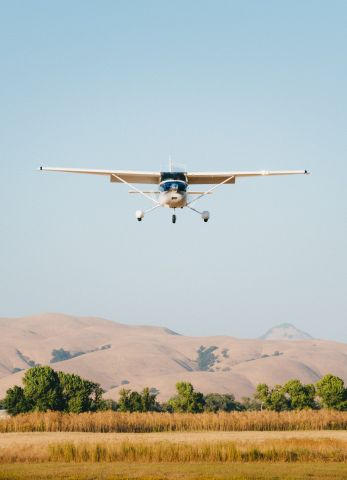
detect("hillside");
top-left (0, 313), bottom-right (346, 401)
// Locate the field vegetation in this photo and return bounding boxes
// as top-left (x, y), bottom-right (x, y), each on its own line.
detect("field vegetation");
top-left (1, 410), bottom-right (347, 433)
top-left (1, 462), bottom-right (347, 480)
top-left (0, 437), bottom-right (346, 463)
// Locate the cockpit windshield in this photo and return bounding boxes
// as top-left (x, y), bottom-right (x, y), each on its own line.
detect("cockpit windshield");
top-left (160, 180), bottom-right (187, 192)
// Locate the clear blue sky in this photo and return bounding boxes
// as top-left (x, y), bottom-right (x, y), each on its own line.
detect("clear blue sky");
top-left (1, 1), bottom-right (346, 341)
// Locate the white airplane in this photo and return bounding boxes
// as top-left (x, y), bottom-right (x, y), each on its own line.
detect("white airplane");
top-left (39, 165), bottom-right (309, 223)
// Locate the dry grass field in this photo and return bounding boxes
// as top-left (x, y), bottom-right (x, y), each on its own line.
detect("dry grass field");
top-left (0, 430), bottom-right (347, 478)
top-left (1, 413), bottom-right (347, 478)
top-left (1, 410), bottom-right (347, 433)
top-left (1, 437), bottom-right (347, 463)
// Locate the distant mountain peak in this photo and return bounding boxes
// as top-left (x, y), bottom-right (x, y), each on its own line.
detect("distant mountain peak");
top-left (260, 323), bottom-right (313, 340)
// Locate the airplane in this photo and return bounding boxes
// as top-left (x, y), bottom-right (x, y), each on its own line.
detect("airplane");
top-left (39, 164), bottom-right (309, 223)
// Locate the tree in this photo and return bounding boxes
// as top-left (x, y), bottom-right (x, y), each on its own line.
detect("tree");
top-left (168, 382), bottom-right (204, 413)
top-left (3, 386), bottom-right (31, 415)
top-left (22, 366), bottom-right (63, 412)
top-left (118, 389), bottom-right (143, 412)
top-left (58, 372), bottom-right (104, 413)
top-left (140, 387), bottom-right (160, 412)
top-left (316, 374), bottom-right (347, 410)
top-left (283, 379), bottom-right (316, 410)
top-left (117, 387), bottom-right (159, 412)
top-left (204, 393), bottom-right (243, 412)
top-left (3, 366), bottom-right (106, 415)
top-left (240, 396), bottom-right (262, 411)
top-left (255, 383), bottom-right (290, 411)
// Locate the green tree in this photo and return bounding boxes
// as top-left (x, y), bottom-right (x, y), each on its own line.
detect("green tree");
top-left (240, 396), bottom-right (262, 411)
top-left (140, 387), bottom-right (160, 412)
top-left (118, 389), bottom-right (142, 412)
top-left (168, 382), bottom-right (205, 413)
top-left (254, 383), bottom-right (271, 409)
top-left (58, 372), bottom-right (104, 413)
top-left (117, 387), bottom-right (159, 412)
top-left (255, 383), bottom-right (290, 411)
top-left (3, 386), bottom-right (31, 415)
top-left (316, 374), bottom-right (347, 410)
top-left (204, 393), bottom-right (243, 412)
top-left (283, 379), bottom-right (316, 410)
top-left (23, 366), bottom-right (63, 412)
top-left (99, 399), bottom-right (118, 411)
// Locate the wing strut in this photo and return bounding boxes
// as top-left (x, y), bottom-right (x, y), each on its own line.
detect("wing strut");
top-left (187, 175), bottom-right (235, 207)
top-left (111, 174), bottom-right (159, 205)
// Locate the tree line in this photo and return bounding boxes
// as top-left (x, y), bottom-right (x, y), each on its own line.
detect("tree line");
top-left (2, 366), bottom-right (347, 415)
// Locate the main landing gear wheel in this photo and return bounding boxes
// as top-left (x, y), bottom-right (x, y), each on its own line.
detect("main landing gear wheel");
top-left (172, 214), bottom-right (176, 224)
top-left (135, 210), bottom-right (145, 222)
top-left (201, 211), bottom-right (210, 223)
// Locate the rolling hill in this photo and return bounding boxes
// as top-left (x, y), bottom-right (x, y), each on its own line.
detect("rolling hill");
top-left (0, 313), bottom-right (346, 401)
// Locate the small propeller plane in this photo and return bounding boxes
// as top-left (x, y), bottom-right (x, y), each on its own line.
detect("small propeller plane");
top-left (39, 164), bottom-right (309, 223)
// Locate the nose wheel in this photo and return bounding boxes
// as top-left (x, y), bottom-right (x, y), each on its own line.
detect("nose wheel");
top-left (172, 214), bottom-right (176, 224)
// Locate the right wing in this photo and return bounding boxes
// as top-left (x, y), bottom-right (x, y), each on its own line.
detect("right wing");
top-left (39, 167), bottom-right (160, 184)
top-left (187, 170), bottom-right (309, 184)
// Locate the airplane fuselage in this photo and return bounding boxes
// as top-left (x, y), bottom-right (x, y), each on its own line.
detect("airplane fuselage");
top-left (159, 179), bottom-right (188, 208)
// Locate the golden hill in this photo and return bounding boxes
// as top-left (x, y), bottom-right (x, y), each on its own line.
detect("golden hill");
top-left (0, 313), bottom-right (346, 401)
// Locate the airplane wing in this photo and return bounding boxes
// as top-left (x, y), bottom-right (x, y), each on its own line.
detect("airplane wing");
top-left (40, 167), bottom-right (309, 185)
top-left (187, 170), bottom-right (309, 184)
top-left (39, 167), bottom-right (160, 184)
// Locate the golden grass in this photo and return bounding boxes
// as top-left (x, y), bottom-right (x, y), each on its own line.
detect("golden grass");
top-left (1, 410), bottom-right (347, 433)
top-left (47, 438), bottom-right (347, 463)
top-left (0, 438), bottom-right (346, 464)
top-left (3, 430), bottom-right (347, 446)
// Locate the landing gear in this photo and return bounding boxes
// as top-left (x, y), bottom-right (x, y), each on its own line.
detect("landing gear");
top-left (201, 211), bottom-right (210, 223)
top-left (135, 210), bottom-right (145, 221)
top-left (172, 214), bottom-right (176, 224)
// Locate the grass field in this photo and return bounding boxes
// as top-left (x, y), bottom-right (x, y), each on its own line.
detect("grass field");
top-left (1, 462), bottom-right (347, 480)
top-left (2, 430), bottom-right (347, 445)
top-left (1, 410), bottom-right (347, 433)
top-left (1, 420), bottom-right (347, 479)
top-left (0, 431), bottom-right (346, 464)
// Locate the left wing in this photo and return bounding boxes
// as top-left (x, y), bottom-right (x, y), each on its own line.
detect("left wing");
top-left (187, 170), bottom-right (309, 184)
top-left (39, 167), bottom-right (160, 184)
